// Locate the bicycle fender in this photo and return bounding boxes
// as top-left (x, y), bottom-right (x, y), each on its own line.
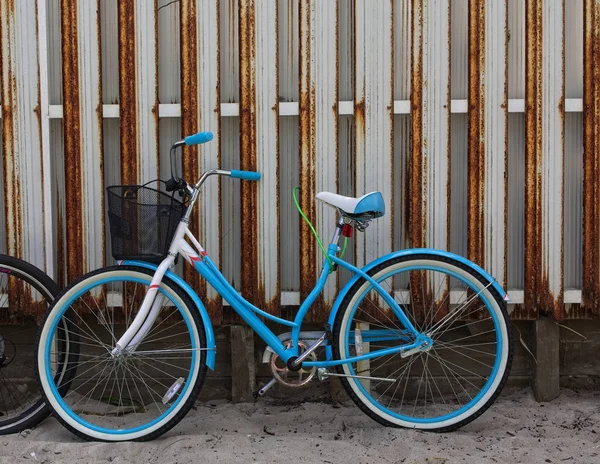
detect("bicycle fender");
top-left (327, 248), bottom-right (508, 332)
top-left (121, 260), bottom-right (216, 370)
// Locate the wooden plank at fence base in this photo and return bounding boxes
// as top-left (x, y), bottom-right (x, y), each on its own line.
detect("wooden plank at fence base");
top-left (533, 317), bottom-right (560, 401)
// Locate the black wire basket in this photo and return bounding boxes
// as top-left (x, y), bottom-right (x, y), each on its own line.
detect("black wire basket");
top-left (106, 185), bottom-right (185, 264)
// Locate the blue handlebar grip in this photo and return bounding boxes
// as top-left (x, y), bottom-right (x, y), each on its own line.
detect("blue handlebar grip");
top-left (184, 131), bottom-right (214, 146)
top-left (230, 170), bottom-right (261, 181)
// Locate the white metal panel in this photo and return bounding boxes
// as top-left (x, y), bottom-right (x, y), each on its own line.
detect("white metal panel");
top-left (541, 0), bottom-right (564, 305)
top-left (255, 0), bottom-right (279, 305)
top-left (36, 0), bottom-right (55, 278)
top-left (196, 0), bottom-right (221, 303)
top-left (78, 0), bottom-right (104, 272)
top-left (310, 0), bottom-right (338, 305)
top-left (422, 0), bottom-right (450, 252)
top-left (483, 0), bottom-right (508, 287)
top-left (1, 0), bottom-right (46, 269)
top-left (354, 0), bottom-right (394, 268)
top-left (136, 0), bottom-right (159, 182)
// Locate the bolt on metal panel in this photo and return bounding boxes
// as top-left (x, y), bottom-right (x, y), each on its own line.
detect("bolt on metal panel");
top-left (467, 0), bottom-right (508, 289)
top-left (299, 0), bottom-right (338, 319)
top-left (523, 0), bottom-right (565, 318)
top-left (239, 0), bottom-right (280, 314)
top-left (354, 0), bottom-right (394, 273)
top-left (61, 0), bottom-right (105, 282)
top-left (180, 0), bottom-right (222, 320)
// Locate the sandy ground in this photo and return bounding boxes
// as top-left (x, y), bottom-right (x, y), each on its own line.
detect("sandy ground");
top-left (2, 388), bottom-right (599, 464)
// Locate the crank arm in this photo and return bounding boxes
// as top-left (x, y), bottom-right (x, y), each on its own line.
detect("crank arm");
top-left (253, 378), bottom-right (277, 398)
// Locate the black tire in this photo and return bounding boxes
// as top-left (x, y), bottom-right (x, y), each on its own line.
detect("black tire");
top-left (0, 254), bottom-right (63, 434)
top-left (332, 254), bottom-right (513, 432)
top-left (36, 265), bottom-right (208, 441)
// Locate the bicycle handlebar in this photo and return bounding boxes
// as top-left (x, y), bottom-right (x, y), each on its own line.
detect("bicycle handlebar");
top-left (230, 170), bottom-right (261, 181)
top-left (184, 131), bottom-right (214, 146)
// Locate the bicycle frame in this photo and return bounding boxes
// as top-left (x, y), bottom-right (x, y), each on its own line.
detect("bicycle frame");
top-left (112, 210), bottom-right (423, 369)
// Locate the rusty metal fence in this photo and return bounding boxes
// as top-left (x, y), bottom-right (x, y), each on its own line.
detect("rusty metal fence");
top-left (0, 0), bottom-right (595, 322)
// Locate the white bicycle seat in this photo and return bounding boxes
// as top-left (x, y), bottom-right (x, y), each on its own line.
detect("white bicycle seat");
top-left (316, 191), bottom-right (385, 217)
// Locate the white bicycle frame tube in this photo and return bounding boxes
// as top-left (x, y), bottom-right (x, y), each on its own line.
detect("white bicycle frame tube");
top-left (112, 221), bottom-right (194, 354)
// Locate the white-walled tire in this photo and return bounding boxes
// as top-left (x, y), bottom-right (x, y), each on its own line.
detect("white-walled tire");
top-left (333, 255), bottom-right (513, 432)
top-left (36, 265), bottom-right (207, 441)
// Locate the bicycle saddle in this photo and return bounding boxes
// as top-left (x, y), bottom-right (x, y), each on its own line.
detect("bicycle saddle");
top-left (316, 191), bottom-right (385, 218)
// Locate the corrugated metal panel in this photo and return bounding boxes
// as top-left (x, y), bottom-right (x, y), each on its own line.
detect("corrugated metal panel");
top-left (239, 0), bottom-right (279, 314)
top-left (299, 0), bottom-right (338, 318)
top-left (410, 0), bottom-right (451, 312)
top-left (180, 0), bottom-right (222, 320)
top-left (523, 0), bottom-right (564, 318)
top-left (582, 0), bottom-right (600, 316)
top-left (467, 0), bottom-right (508, 288)
top-left (0, 0), bottom-right (46, 270)
top-left (0, 2), bottom-right (597, 320)
top-left (118, 0), bottom-right (158, 185)
top-left (61, 0), bottom-right (104, 282)
top-left (354, 0), bottom-right (394, 273)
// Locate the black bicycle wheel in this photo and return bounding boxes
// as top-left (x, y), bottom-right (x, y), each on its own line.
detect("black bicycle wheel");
top-left (0, 254), bottom-right (64, 434)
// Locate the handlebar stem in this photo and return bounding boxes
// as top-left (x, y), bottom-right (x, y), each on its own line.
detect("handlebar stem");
top-left (181, 169), bottom-right (232, 223)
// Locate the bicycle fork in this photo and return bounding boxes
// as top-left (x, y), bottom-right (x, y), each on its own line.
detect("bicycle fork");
top-left (111, 255), bottom-right (176, 356)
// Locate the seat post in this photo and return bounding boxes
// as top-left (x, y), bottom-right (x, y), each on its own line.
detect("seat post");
top-left (329, 216), bottom-right (346, 248)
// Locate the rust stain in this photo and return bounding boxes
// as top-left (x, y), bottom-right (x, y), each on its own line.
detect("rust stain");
top-left (445, 0), bottom-right (451, 258)
top-left (582, 0), bottom-right (600, 317)
top-left (555, 0), bottom-right (566, 320)
top-left (1, 5), bottom-right (23, 260)
top-left (467, 0), bottom-right (484, 268)
top-left (213, 0), bottom-right (223, 324)
top-left (180, 0), bottom-right (206, 314)
top-left (5, 276), bottom-right (49, 323)
top-left (56, 201), bottom-right (65, 288)
top-left (96, 0), bottom-right (106, 269)
top-left (118, 0), bottom-right (137, 184)
top-left (409, 0), bottom-right (423, 250)
top-left (239, 0), bottom-right (258, 307)
top-left (523, 0), bottom-right (542, 319)
top-left (298, 0), bottom-right (317, 318)
top-left (34, 0), bottom-right (48, 274)
top-left (503, 0), bottom-right (509, 290)
top-left (61, 0), bottom-right (84, 282)
top-left (389, 0), bottom-right (395, 295)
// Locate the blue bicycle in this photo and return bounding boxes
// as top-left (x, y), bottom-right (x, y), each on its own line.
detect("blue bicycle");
top-left (36, 132), bottom-right (513, 441)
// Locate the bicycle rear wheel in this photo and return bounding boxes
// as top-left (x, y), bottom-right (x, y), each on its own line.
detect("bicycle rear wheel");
top-left (333, 254), bottom-right (513, 432)
top-left (0, 254), bottom-right (64, 434)
top-left (36, 265), bottom-right (207, 441)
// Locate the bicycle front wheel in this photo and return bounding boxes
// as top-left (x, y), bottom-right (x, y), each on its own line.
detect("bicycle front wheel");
top-left (333, 254), bottom-right (513, 432)
top-left (36, 265), bottom-right (207, 441)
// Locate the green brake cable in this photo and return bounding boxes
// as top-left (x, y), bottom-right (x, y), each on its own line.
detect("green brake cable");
top-left (293, 187), bottom-right (337, 271)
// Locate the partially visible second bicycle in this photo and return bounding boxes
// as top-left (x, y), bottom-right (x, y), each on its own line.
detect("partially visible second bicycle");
top-left (0, 254), bottom-right (72, 434)
top-left (35, 131), bottom-right (514, 442)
